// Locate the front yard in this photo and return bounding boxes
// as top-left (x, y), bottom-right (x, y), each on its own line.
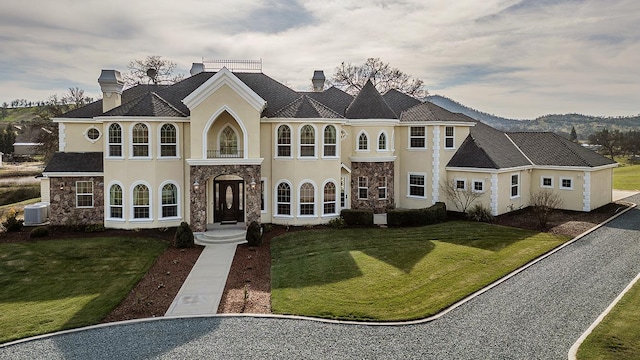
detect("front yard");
top-left (271, 221), bottom-right (569, 321)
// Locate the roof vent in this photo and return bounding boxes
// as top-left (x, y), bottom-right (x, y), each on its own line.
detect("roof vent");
top-left (312, 70), bottom-right (325, 92)
top-left (190, 63), bottom-right (205, 76)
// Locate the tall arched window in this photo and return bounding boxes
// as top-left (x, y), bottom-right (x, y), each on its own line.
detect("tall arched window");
top-left (133, 184), bottom-right (150, 219)
top-left (299, 182), bottom-right (315, 215)
top-left (220, 126), bottom-right (238, 156)
top-left (323, 125), bottom-right (336, 157)
top-left (108, 123), bottom-right (122, 157)
top-left (358, 132), bottom-right (368, 151)
top-left (132, 123), bottom-right (149, 157)
top-left (300, 125), bottom-right (315, 157)
top-left (161, 183), bottom-right (178, 218)
top-left (277, 125), bottom-right (291, 157)
top-left (378, 132), bottom-right (387, 151)
top-left (109, 184), bottom-right (123, 219)
top-left (323, 182), bottom-right (336, 215)
top-left (276, 182), bottom-right (291, 215)
top-left (160, 124), bottom-right (177, 157)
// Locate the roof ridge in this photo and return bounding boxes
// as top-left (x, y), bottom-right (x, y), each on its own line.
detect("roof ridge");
top-left (271, 95), bottom-right (304, 117)
top-left (306, 95), bottom-right (344, 118)
top-left (151, 92), bottom-right (187, 117)
top-left (504, 133), bottom-right (535, 166)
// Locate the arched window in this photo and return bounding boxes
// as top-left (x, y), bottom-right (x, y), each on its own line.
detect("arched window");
top-left (323, 182), bottom-right (336, 215)
top-left (108, 123), bottom-right (122, 157)
top-left (132, 123), bottom-right (149, 157)
top-left (378, 132), bottom-right (387, 151)
top-left (276, 182), bottom-right (291, 215)
top-left (277, 125), bottom-right (291, 157)
top-left (133, 184), bottom-right (150, 219)
top-left (300, 125), bottom-right (315, 157)
top-left (323, 125), bottom-right (336, 157)
top-left (299, 182), bottom-right (315, 215)
top-left (358, 132), bottom-right (368, 151)
top-left (161, 183), bottom-right (178, 218)
top-left (220, 126), bottom-right (238, 156)
top-left (109, 184), bottom-right (123, 219)
top-left (160, 124), bottom-right (177, 157)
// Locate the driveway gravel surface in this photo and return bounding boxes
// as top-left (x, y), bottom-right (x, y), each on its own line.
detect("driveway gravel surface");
top-left (2, 195), bottom-right (639, 359)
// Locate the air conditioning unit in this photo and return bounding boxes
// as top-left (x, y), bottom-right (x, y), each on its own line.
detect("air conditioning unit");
top-left (23, 202), bottom-right (49, 226)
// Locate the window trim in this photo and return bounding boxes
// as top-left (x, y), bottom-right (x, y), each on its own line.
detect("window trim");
top-left (159, 181), bottom-right (180, 220)
top-left (275, 124), bottom-right (293, 159)
top-left (322, 180), bottom-right (338, 216)
top-left (444, 126), bottom-right (455, 149)
top-left (455, 178), bottom-right (467, 191)
top-left (322, 125), bottom-right (338, 158)
top-left (107, 123), bottom-right (123, 158)
top-left (84, 126), bottom-right (102, 143)
top-left (407, 172), bottom-right (427, 199)
top-left (75, 180), bottom-right (94, 208)
top-left (130, 181), bottom-right (152, 221)
top-left (106, 181), bottom-right (125, 221)
top-left (510, 173), bottom-right (520, 199)
top-left (377, 131), bottom-right (388, 152)
top-left (274, 180), bottom-right (293, 218)
top-left (216, 124), bottom-right (241, 158)
top-left (130, 122), bottom-right (151, 159)
top-left (358, 176), bottom-right (368, 200)
top-left (298, 124), bottom-right (317, 159)
top-left (559, 177), bottom-right (574, 190)
top-left (298, 180), bottom-right (317, 217)
top-left (541, 176), bottom-right (554, 189)
top-left (408, 126), bottom-right (426, 149)
top-left (158, 123), bottom-right (179, 159)
top-left (472, 179), bottom-right (485, 193)
top-left (378, 176), bottom-right (388, 200)
top-left (356, 130), bottom-right (369, 152)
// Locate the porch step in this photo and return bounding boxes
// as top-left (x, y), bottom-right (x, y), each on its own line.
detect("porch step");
top-left (195, 226), bottom-right (247, 246)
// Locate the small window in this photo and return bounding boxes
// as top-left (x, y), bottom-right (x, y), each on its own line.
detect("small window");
top-left (108, 123), bottom-right (122, 157)
top-left (358, 176), bottom-right (368, 200)
top-left (277, 125), bottom-right (292, 157)
top-left (473, 180), bottom-right (484, 193)
top-left (300, 125), bottom-right (315, 157)
top-left (323, 182), bottom-right (337, 215)
top-left (455, 179), bottom-right (466, 191)
top-left (409, 174), bottom-right (426, 198)
top-left (560, 177), bottom-right (573, 190)
top-left (86, 127), bottom-right (101, 142)
top-left (358, 132), bottom-right (369, 151)
top-left (76, 181), bottom-right (93, 208)
top-left (276, 182), bottom-right (291, 215)
top-left (133, 184), bottom-right (150, 219)
top-left (323, 125), bottom-right (337, 157)
top-left (160, 124), bottom-right (178, 157)
top-left (445, 126), bottom-right (455, 149)
top-left (378, 132), bottom-right (387, 151)
top-left (161, 183), bottom-right (178, 218)
top-left (409, 127), bottom-right (426, 148)
top-left (511, 174), bottom-right (520, 198)
top-left (378, 176), bottom-right (387, 200)
top-left (109, 184), bottom-right (123, 219)
top-left (541, 176), bottom-right (553, 188)
top-left (132, 123), bottom-right (150, 157)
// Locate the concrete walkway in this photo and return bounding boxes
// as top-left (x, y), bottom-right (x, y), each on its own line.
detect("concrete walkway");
top-left (164, 244), bottom-right (237, 316)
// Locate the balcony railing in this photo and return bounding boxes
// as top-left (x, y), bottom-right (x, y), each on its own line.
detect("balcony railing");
top-left (207, 149), bottom-right (244, 158)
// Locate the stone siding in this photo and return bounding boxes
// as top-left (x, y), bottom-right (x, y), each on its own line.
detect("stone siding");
top-left (190, 164), bottom-right (261, 232)
top-left (351, 161), bottom-right (394, 213)
top-left (49, 177), bottom-right (104, 226)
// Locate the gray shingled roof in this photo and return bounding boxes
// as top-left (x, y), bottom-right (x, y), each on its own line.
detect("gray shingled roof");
top-left (63, 85), bottom-right (169, 118)
top-left (104, 92), bottom-right (186, 117)
top-left (400, 102), bottom-right (475, 123)
top-left (272, 95), bottom-right (344, 118)
top-left (44, 152), bottom-right (103, 173)
top-left (345, 80), bottom-right (397, 119)
top-left (302, 86), bottom-right (354, 116)
top-left (382, 89), bottom-right (422, 116)
top-left (507, 132), bottom-right (616, 167)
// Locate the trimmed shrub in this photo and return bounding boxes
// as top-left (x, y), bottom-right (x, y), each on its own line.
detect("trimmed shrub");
top-left (340, 209), bottom-right (374, 226)
top-left (2, 208), bottom-right (24, 232)
top-left (85, 224), bottom-right (105, 233)
top-left (30, 226), bottom-right (49, 238)
top-left (328, 217), bottom-right (346, 228)
top-left (466, 203), bottom-right (494, 223)
top-left (246, 221), bottom-right (262, 246)
top-left (387, 202), bottom-right (447, 227)
top-left (174, 222), bottom-right (195, 248)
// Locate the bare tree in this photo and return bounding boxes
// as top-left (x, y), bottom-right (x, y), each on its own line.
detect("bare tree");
top-left (331, 58), bottom-right (426, 97)
top-left (63, 87), bottom-right (93, 110)
top-left (530, 189), bottom-right (563, 229)
top-left (123, 55), bottom-right (184, 87)
top-left (440, 179), bottom-right (484, 213)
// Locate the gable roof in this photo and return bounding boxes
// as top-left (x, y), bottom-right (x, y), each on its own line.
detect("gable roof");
top-left (104, 92), bottom-right (187, 117)
top-left (345, 80), bottom-right (397, 119)
top-left (302, 86), bottom-right (354, 116)
top-left (43, 152), bottom-right (103, 173)
top-left (272, 95), bottom-right (344, 119)
top-left (400, 102), bottom-right (475, 123)
top-left (382, 89), bottom-right (422, 116)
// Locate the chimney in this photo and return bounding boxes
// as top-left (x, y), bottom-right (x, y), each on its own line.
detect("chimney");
top-left (98, 70), bottom-right (124, 113)
top-left (311, 70), bottom-right (325, 92)
top-left (190, 63), bottom-right (205, 76)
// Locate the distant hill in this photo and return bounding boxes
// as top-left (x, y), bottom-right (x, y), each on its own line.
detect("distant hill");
top-left (426, 95), bottom-right (640, 140)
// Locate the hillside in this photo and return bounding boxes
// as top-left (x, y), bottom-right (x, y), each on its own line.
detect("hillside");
top-left (0, 107), bottom-right (41, 124)
top-left (426, 95), bottom-right (640, 139)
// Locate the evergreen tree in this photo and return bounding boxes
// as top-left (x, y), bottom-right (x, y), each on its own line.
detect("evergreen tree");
top-left (569, 126), bottom-right (578, 142)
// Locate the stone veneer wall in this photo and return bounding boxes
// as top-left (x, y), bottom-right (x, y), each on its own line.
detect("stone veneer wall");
top-left (49, 177), bottom-right (104, 226)
top-left (190, 164), bottom-right (261, 232)
top-left (351, 161), bottom-right (394, 213)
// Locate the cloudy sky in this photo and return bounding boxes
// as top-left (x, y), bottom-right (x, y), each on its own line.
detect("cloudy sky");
top-left (1, 0), bottom-right (638, 119)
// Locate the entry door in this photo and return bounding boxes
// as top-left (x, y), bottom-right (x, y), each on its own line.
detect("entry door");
top-left (216, 181), bottom-right (243, 223)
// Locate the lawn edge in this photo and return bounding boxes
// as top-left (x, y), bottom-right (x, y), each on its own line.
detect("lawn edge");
top-left (1, 201), bottom-right (636, 349)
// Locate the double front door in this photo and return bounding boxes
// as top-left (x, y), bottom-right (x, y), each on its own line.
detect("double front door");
top-left (214, 180), bottom-right (244, 223)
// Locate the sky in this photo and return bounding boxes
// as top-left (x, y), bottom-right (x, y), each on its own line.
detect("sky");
top-left (0, 0), bottom-right (639, 119)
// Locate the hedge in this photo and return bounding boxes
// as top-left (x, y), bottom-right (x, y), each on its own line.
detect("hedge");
top-left (340, 209), bottom-right (374, 226)
top-left (386, 202), bottom-right (447, 227)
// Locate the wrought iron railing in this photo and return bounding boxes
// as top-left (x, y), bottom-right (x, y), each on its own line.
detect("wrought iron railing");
top-left (207, 150), bottom-right (244, 158)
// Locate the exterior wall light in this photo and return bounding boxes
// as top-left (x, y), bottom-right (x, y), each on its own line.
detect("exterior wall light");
top-left (250, 178), bottom-right (256, 189)
top-left (193, 180), bottom-right (199, 190)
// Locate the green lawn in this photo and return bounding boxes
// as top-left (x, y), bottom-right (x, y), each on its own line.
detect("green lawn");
top-left (271, 221), bottom-right (569, 321)
top-left (0, 237), bottom-right (167, 343)
top-left (613, 164), bottom-right (640, 190)
top-left (577, 279), bottom-right (640, 359)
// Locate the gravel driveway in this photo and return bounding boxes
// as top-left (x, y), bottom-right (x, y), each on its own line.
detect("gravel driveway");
top-left (2, 196), bottom-right (639, 359)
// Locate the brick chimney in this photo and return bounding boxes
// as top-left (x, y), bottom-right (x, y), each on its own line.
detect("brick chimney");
top-left (312, 70), bottom-right (325, 92)
top-left (98, 70), bottom-right (124, 113)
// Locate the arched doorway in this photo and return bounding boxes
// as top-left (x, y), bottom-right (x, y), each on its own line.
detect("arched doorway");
top-left (213, 175), bottom-right (244, 223)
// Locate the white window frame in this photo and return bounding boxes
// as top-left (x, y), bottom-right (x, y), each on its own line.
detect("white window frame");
top-left (322, 125), bottom-right (338, 158)
top-left (357, 130), bottom-right (369, 152)
top-left (455, 178), bottom-right (467, 191)
top-left (444, 126), bottom-right (455, 149)
top-left (275, 124), bottom-right (293, 158)
top-left (159, 181), bottom-right (180, 220)
top-left (560, 177), bottom-right (574, 190)
top-left (84, 126), bottom-right (102, 144)
top-left (274, 180), bottom-right (293, 218)
top-left (322, 180), bottom-right (338, 216)
top-left (298, 124), bottom-right (317, 159)
top-left (130, 182), bottom-right (152, 221)
top-left (472, 179), bottom-right (485, 193)
top-left (75, 180), bottom-right (94, 208)
top-left (377, 131), bottom-right (388, 152)
top-left (510, 173), bottom-right (520, 199)
top-left (130, 122), bottom-right (151, 159)
top-left (158, 123), bottom-right (179, 158)
top-left (358, 176), bottom-right (368, 200)
top-left (298, 181), bottom-right (316, 217)
top-left (541, 176), bottom-right (554, 189)
top-left (409, 126), bottom-right (426, 149)
top-left (378, 176), bottom-right (388, 200)
top-left (408, 172), bottom-right (427, 199)
top-left (107, 123), bottom-right (123, 158)
top-left (107, 181), bottom-right (125, 221)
